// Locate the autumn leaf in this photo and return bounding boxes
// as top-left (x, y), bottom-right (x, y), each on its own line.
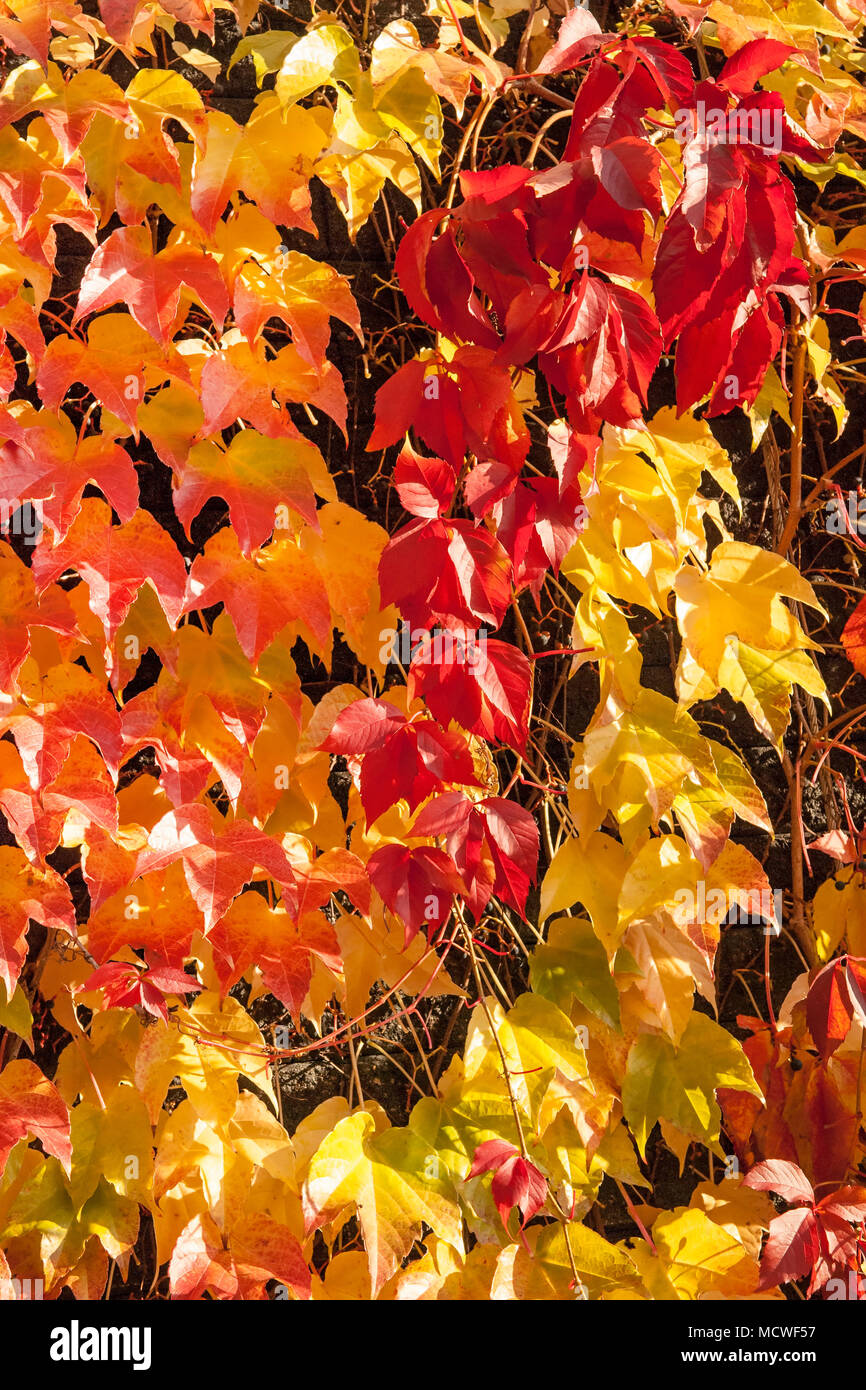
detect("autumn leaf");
top-left (302, 1110), bottom-right (463, 1295)
top-left (529, 915), bottom-right (621, 1030)
top-left (32, 497), bottom-right (187, 648)
top-left (466, 1139), bottom-right (547, 1233)
top-left (134, 802), bottom-right (299, 930)
top-left (208, 891), bottom-right (341, 1019)
top-left (623, 1012), bottom-right (763, 1158)
top-left (75, 226), bottom-right (228, 346)
top-left (0, 1060), bottom-right (72, 1178)
top-left (135, 991), bottom-right (275, 1128)
top-left (492, 1220), bottom-right (640, 1300)
top-left (0, 846), bottom-right (76, 995)
top-left (367, 843), bottom-right (463, 945)
top-left (173, 430), bottom-right (334, 557)
top-left (0, 0), bottom-right (861, 1308)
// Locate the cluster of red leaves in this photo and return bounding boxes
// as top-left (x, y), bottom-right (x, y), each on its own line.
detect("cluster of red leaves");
top-left (325, 20), bottom-right (825, 943)
top-left (744, 1161), bottom-right (866, 1295)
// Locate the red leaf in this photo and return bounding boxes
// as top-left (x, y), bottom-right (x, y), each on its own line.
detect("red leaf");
top-left (534, 7), bottom-right (606, 74)
top-left (134, 803), bottom-right (299, 930)
top-left (395, 211), bottom-right (498, 350)
top-left (184, 528), bottom-right (332, 665)
top-left (321, 697), bottom-right (405, 755)
top-left (718, 39), bottom-right (795, 97)
top-left (482, 797), bottom-right (540, 914)
top-left (811, 830), bottom-right (858, 863)
top-left (229, 1213), bottom-right (312, 1301)
top-left (808, 1210), bottom-right (861, 1296)
top-left (367, 844), bottom-right (463, 946)
top-left (408, 635), bottom-right (532, 753)
top-left (0, 412), bottom-right (139, 539)
top-left (366, 357), bottom-right (428, 452)
top-left (393, 444), bottom-right (456, 519)
top-left (74, 227), bottom-right (228, 346)
top-left (37, 315), bottom-right (172, 435)
top-left (379, 516), bottom-right (512, 631)
top-left (446, 521), bottom-right (514, 629)
top-left (540, 278), bottom-right (661, 428)
top-left (361, 719), bottom-right (480, 827)
top-left (590, 136), bottom-right (662, 218)
top-left (121, 684), bottom-right (212, 807)
top-left (466, 1139), bottom-right (548, 1230)
top-left (0, 1060), bottom-right (72, 1178)
top-left (743, 1159), bottom-right (815, 1205)
top-left (807, 960), bottom-right (855, 1061)
top-left (412, 793), bottom-right (538, 918)
top-left (82, 955), bottom-right (200, 1023)
top-left (842, 597), bottom-right (866, 677)
top-left (142, 952), bottom-right (202, 997)
top-left (758, 1208), bottom-right (821, 1289)
top-left (492, 478), bottom-right (585, 598)
top-left (0, 740), bottom-right (65, 862)
top-left (169, 1211), bottom-right (311, 1301)
top-left (817, 1185), bottom-right (866, 1225)
top-left (845, 956), bottom-right (866, 1027)
top-left (172, 432), bottom-right (326, 557)
top-left (80, 828), bottom-right (137, 917)
top-left (32, 498), bottom-right (187, 650)
top-left (168, 1214), bottom-right (238, 1300)
top-left (209, 891), bottom-right (340, 1019)
top-left (410, 789), bottom-right (474, 838)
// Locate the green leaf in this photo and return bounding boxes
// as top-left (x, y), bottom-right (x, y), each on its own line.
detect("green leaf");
top-left (622, 1012), bottom-right (762, 1159)
top-left (228, 31), bottom-right (301, 85)
top-left (530, 915), bottom-right (621, 1029)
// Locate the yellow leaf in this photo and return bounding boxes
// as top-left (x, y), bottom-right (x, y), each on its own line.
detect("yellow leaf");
top-left (134, 992), bottom-right (274, 1127)
top-left (301, 502), bottom-right (399, 675)
top-left (585, 688), bottom-right (726, 839)
top-left (530, 914), bottom-right (621, 1028)
top-left (623, 1013), bottom-right (762, 1159)
top-left (674, 542), bottom-right (828, 744)
top-left (0, 981), bottom-right (32, 1046)
top-left (812, 866), bottom-right (866, 960)
top-left (540, 832), bottom-right (629, 950)
top-left (642, 1206), bottom-right (763, 1299)
top-left (312, 1249), bottom-right (372, 1300)
top-left (68, 1089), bottom-right (154, 1216)
top-left (491, 1220), bottom-right (641, 1300)
top-left (303, 1110), bottom-right (463, 1294)
top-left (275, 24), bottom-right (361, 107)
top-left (747, 363), bottom-right (792, 447)
top-left (464, 993), bottom-right (588, 1121)
top-left (375, 66), bottom-right (442, 174)
top-left (317, 135), bottom-right (422, 239)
